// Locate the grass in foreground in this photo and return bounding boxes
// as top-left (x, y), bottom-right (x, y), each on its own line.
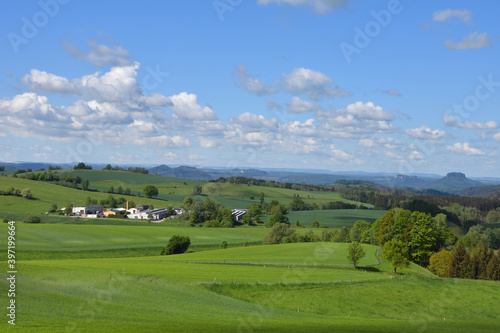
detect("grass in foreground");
top-left (1, 243), bottom-right (498, 332)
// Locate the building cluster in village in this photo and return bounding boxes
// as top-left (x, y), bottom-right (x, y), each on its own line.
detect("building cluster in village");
top-left (70, 203), bottom-right (248, 222)
top-left (71, 202), bottom-right (183, 221)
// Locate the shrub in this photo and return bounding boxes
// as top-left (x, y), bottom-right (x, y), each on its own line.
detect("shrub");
top-left (220, 218), bottom-right (234, 228)
top-left (22, 188), bottom-right (33, 199)
top-left (263, 223), bottom-right (295, 245)
top-left (203, 220), bottom-right (220, 228)
top-left (161, 235), bottom-right (191, 255)
top-left (24, 215), bottom-right (41, 224)
top-left (429, 250), bottom-right (452, 277)
top-left (266, 212), bottom-right (289, 228)
top-left (220, 241), bottom-right (228, 249)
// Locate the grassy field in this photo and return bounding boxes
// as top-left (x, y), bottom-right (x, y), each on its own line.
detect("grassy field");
top-left (211, 275), bottom-right (500, 324)
top-left (202, 182), bottom-right (371, 206)
top-left (58, 170), bottom-right (203, 197)
top-left (156, 243), bottom-right (381, 267)
top-left (1, 243), bottom-right (498, 332)
top-left (0, 222), bottom-right (268, 260)
top-left (1, 170), bottom-right (374, 213)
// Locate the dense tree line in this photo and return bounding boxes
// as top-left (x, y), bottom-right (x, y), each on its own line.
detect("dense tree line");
top-left (211, 176), bottom-right (336, 192)
top-left (285, 197), bottom-right (368, 211)
top-left (73, 163), bottom-right (92, 170)
top-left (182, 197), bottom-right (235, 227)
top-left (377, 209), bottom-right (456, 267)
top-left (103, 164), bottom-right (149, 174)
top-left (339, 187), bottom-right (500, 213)
top-left (0, 187), bottom-right (33, 199)
top-left (338, 187), bottom-right (407, 209)
top-left (430, 244), bottom-right (500, 280)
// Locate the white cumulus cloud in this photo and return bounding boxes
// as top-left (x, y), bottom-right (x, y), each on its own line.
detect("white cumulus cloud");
top-left (444, 32), bottom-right (492, 50)
top-left (443, 114), bottom-right (498, 129)
top-left (280, 67), bottom-right (349, 100)
top-left (169, 92), bottom-right (217, 121)
top-left (285, 96), bottom-right (321, 113)
top-left (446, 142), bottom-right (486, 156)
top-left (406, 126), bottom-right (446, 140)
top-left (317, 102), bottom-right (395, 138)
top-left (433, 9), bottom-right (472, 23)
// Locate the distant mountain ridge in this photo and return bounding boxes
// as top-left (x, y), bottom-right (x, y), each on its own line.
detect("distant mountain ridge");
top-left (424, 172), bottom-right (483, 192)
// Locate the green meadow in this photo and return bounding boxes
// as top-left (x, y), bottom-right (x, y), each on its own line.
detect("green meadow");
top-left (1, 242), bottom-right (498, 332)
top-left (0, 222), bottom-right (268, 260)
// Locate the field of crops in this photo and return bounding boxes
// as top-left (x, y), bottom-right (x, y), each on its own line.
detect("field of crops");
top-left (263, 209), bottom-right (385, 227)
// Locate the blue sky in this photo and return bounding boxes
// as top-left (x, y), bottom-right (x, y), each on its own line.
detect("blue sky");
top-left (0, 0), bottom-right (499, 177)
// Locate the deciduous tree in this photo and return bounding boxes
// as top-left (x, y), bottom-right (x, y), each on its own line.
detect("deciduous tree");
top-left (382, 238), bottom-right (410, 274)
top-left (409, 212), bottom-right (437, 266)
top-left (192, 185), bottom-right (202, 195)
top-left (266, 212), bottom-right (289, 228)
top-left (143, 185), bottom-right (159, 198)
top-left (347, 241), bottom-right (366, 268)
top-left (263, 223), bottom-right (295, 245)
top-left (429, 250), bottom-right (452, 277)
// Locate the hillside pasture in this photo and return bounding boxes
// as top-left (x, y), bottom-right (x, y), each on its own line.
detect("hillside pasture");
top-left (59, 170), bottom-right (203, 196)
top-left (158, 243), bottom-right (380, 267)
top-left (0, 176), bottom-right (180, 214)
top-left (202, 182), bottom-right (370, 207)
